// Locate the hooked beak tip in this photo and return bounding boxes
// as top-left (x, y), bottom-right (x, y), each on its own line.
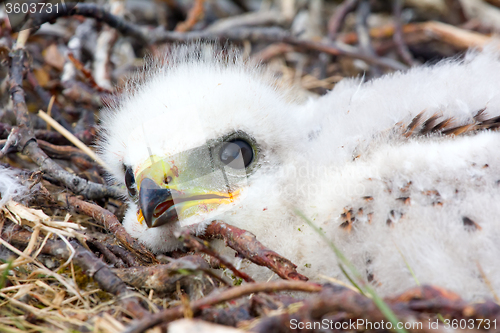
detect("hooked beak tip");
top-left (139, 177), bottom-right (177, 228)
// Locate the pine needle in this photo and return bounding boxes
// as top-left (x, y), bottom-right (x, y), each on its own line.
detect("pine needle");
top-left (37, 110), bottom-right (108, 168)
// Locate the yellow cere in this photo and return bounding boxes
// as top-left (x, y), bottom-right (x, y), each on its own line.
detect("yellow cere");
top-left (134, 155), bottom-right (169, 191)
top-left (134, 154), bottom-right (244, 221)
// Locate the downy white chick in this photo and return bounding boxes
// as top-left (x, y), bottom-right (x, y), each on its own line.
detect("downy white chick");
top-left (98, 44), bottom-right (500, 300)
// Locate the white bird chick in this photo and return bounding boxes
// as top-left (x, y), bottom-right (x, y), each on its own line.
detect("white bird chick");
top-left (99, 44), bottom-right (500, 300)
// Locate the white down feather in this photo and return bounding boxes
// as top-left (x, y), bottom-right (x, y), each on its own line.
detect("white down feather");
top-left (0, 166), bottom-right (27, 208)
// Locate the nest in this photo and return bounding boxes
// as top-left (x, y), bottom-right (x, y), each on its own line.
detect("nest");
top-left (1, 0), bottom-right (500, 332)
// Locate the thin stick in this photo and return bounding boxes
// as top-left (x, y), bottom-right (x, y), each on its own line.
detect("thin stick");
top-left (201, 220), bottom-right (308, 281)
top-left (14, 30), bottom-right (30, 50)
top-left (393, 0), bottom-right (415, 66)
top-left (124, 280), bottom-right (322, 333)
top-left (37, 110), bottom-right (107, 168)
top-left (46, 96), bottom-right (55, 131)
top-left (328, 0), bottom-right (358, 40)
top-left (56, 193), bottom-right (158, 264)
top-left (180, 231), bottom-right (254, 283)
top-left (8, 43), bottom-right (121, 199)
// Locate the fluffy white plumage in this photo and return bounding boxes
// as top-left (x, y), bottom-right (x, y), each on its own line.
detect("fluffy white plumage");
top-left (99, 44), bottom-right (500, 300)
top-left (0, 166), bottom-right (27, 208)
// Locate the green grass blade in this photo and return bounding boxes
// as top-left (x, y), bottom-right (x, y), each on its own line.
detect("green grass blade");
top-left (393, 242), bottom-right (420, 286)
top-left (295, 209), bottom-right (408, 333)
top-left (338, 264), bottom-right (366, 296)
top-left (0, 258), bottom-right (14, 289)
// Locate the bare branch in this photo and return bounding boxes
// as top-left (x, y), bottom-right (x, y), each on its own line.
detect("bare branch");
top-left (124, 280), bottom-right (323, 333)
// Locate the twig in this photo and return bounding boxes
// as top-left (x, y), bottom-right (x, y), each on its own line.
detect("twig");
top-left (107, 244), bottom-right (142, 267)
top-left (26, 70), bottom-right (73, 132)
top-left (30, 3), bottom-right (150, 46)
top-left (251, 43), bottom-right (294, 62)
top-left (62, 80), bottom-right (106, 106)
top-left (0, 137), bottom-right (63, 165)
top-left (16, 136), bottom-right (123, 199)
top-left (340, 21), bottom-right (493, 50)
top-left (356, 0), bottom-right (381, 76)
top-left (10, 38), bottom-right (32, 137)
top-left (92, 0), bottom-right (124, 92)
top-left (3, 227), bottom-right (151, 319)
top-left (7, 40), bottom-right (124, 200)
top-left (206, 11), bottom-right (286, 33)
top-left (393, 0), bottom-right (415, 66)
top-left (124, 280), bottom-right (322, 333)
top-left (175, 0), bottom-right (205, 32)
top-left (45, 96), bottom-right (55, 131)
top-left (0, 127), bottom-right (22, 158)
top-left (251, 284), bottom-right (500, 332)
top-left (420, 21), bottom-right (493, 49)
top-left (152, 28), bottom-right (408, 70)
top-left (180, 230), bottom-right (254, 283)
top-left (37, 110), bottom-right (107, 168)
top-left (0, 122), bottom-right (96, 146)
top-left (25, 3), bottom-right (407, 71)
top-left (67, 52), bottom-right (111, 93)
top-left (201, 221), bottom-right (309, 281)
top-left (87, 238), bottom-right (127, 268)
top-left (112, 255), bottom-right (225, 295)
top-left (328, 0), bottom-right (359, 40)
top-left (56, 193), bottom-right (158, 265)
top-left (251, 284), bottom-right (416, 332)
top-left (444, 0), bottom-right (467, 25)
top-left (37, 139), bottom-right (96, 171)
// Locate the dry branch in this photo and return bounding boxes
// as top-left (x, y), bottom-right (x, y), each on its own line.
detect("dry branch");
top-left (175, 0), bottom-right (205, 32)
top-left (26, 71), bottom-right (73, 132)
top-left (151, 28), bottom-right (408, 70)
top-left (328, 0), bottom-right (359, 40)
top-left (56, 193), bottom-right (157, 264)
top-left (2, 227), bottom-right (150, 319)
top-left (87, 238), bottom-right (127, 268)
top-left (201, 221), bottom-right (309, 282)
top-left (67, 52), bottom-right (110, 93)
top-left (251, 284), bottom-right (500, 332)
top-left (29, 3), bottom-right (150, 46)
top-left (355, 0), bottom-right (381, 75)
top-left (0, 122), bottom-right (95, 145)
top-left (180, 230), bottom-right (254, 283)
top-left (393, 0), bottom-right (415, 66)
top-left (7, 46), bottom-right (123, 200)
top-left (107, 243), bottom-right (143, 267)
top-left (23, 2), bottom-right (407, 71)
top-left (124, 280), bottom-right (323, 333)
top-left (37, 139), bottom-right (96, 169)
top-left (113, 255), bottom-right (224, 296)
top-left (340, 21), bottom-right (493, 50)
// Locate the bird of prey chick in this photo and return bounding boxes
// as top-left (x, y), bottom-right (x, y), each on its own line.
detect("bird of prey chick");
top-left (98, 44), bottom-right (500, 300)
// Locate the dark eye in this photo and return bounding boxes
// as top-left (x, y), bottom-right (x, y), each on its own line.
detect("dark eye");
top-left (219, 139), bottom-right (253, 169)
top-left (124, 167), bottom-right (137, 196)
